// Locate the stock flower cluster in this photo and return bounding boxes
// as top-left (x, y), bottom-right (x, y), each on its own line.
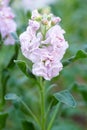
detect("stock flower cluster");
top-left (19, 10), bottom-right (68, 80)
top-left (0, 0), bottom-right (16, 45)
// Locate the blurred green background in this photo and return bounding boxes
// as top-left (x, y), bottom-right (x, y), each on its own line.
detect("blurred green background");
top-left (0, 0), bottom-right (87, 130)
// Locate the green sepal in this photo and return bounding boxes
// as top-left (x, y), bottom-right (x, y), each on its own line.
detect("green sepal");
top-left (14, 60), bottom-right (36, 79)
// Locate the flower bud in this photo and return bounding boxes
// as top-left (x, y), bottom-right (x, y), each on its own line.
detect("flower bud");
top-left (42, 18), bottom-right (48, 25)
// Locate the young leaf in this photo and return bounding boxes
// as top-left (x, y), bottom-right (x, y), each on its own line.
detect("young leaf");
top-left (63, 50), bottom-right (87, 67)
top-left (54, 90), bottom-right (77, 107)
top-left (14, 60), bottom-right (36, 79)
top-left (7, 44), bottom-right (19, 68)
top-left (69, 82), bottom-right (87, 102)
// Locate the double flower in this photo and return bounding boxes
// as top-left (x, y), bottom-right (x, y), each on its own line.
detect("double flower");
top-left (19, 10), bottom-right (69, 80)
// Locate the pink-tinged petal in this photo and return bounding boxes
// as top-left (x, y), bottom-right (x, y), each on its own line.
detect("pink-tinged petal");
top-left (1, 7), bottom-right (15, 18)
top-left (29, 20), bottom-right (40, 31)
top-left (31, 10), bottom-right (41, 20)
top-left (37, 32), bottom-right (43, 41)
top-left (32, 61), bottom-right (63, 80)
top-left (47, 61), bottom-right (63, 79)
top-left (32, 62), bottom-right (50, 80)
top-left (0, 6), bottom-right (17, 45)
top-left (51, 16), bottom-right (61, 25)
top-left (4, 35), bottom-right (15, 45)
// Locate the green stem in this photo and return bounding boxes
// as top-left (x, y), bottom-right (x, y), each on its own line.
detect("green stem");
top-left (40, 77), bottom-right (45, 130)
top-left (2, 83), bottom-right (6, 106)
top-left (0, 34), bottom-right (3, 46)
top-left (1, 69), bottom-right (9, 106)
top-left (20, 99), bottom-right (40, 126)
top-left (47, 102), bottom-right (61, 130)
top-left (45, 100), bottom-right (53, 119)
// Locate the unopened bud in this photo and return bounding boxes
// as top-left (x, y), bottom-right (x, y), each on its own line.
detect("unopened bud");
top-left (41, 7), bottom-right (51, 14)
top-left (42, 18), bottom-right (48, 25)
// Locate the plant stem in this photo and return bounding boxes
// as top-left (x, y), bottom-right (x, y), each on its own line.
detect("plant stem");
top-left (47, 102), bottom-right (61, 130)
top-left (20, 99), bottom-right (40, 126)
top-left (1, 69), bottom-right (9, 106)
top-left (40, 77), bottom-right (45, 130)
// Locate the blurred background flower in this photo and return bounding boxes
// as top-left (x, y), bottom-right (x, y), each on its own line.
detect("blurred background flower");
top-left (0, 0), bottom-right (16, 45)
top-left (22, 0), bottom-right (56, 11)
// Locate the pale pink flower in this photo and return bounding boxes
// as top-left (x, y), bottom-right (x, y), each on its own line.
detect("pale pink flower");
top-left (4, 34), bottom-right (15, 45)
top-left (43, 25), bottom-right (69, 58)
top-left (28, 20), bottom-right (40, 31)
top-left (51, 16), bottom-right (61, 25)
top-left (20, 30), bottom-right (41, 62)
top-left (19, 10), bottom-right (69, 80)
top-left (0, 2), bottom-right (17, 45)
top-left (0, 0), bottom-right (9, 7)
top-left (31, 10), bottom-right (41, 20)
top-left (0, 6), bottom-right (15, 18)
top-left (0, 8), bottom-right (16, 37)
top-left (32, 61), bottom-right (63, 80)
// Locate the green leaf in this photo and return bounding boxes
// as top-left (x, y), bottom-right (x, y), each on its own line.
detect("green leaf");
top-left (0, 112), bottom-right (8, 129)
top-left (52, 123), bottom-right (82, 130)
top-left (5, 93), bottom-right (40, 125)
top-left (5, 93), bottom-right (29, 114)
top-left (5, 93), bottom-right (19, 101)
top-left (14, 60), bottom-right (36, 79)
top-left (1, 69), bottom-right (10, 105)
top-left (11, 33), bottom-right (19, 42)
top-left (46, 84), bottom-right (57, 94)
top-left (26, 11), bottom-right (31, 18)
top-left (7, 44), bottom-right (19, 68)
top-left (1, 69), bottom-right (10, 86)
top-left (5, 93), bottom-right (29, 115)
top-left (54, 90), bottom-right (77, 107)
top-left (0, 33), bottom-right (3, 45)
top-left (63, 50), bottom-right (87, 67)
top-left (22, 121), bottom-right (35, 130)
top-left (70, 82), bottom-right (87, 102)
